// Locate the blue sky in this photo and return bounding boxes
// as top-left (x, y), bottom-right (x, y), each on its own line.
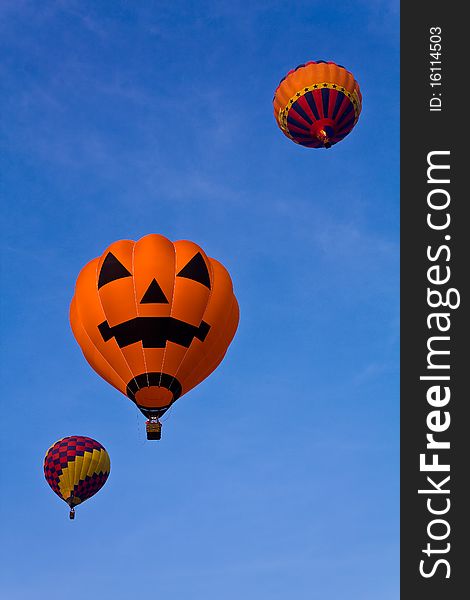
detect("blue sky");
top-left (0, 1), bottom-right (399, 598)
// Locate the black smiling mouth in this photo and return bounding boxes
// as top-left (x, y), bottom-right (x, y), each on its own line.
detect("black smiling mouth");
top-left (98, 316), bottom-right (211, 349)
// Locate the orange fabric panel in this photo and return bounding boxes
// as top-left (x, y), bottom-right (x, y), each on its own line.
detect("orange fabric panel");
top-left (157, 241), bottom-right (215, 383)
top-left (70, 297), bottom-right (127, 395)
top-left (72, 257), bottom-right (134, 386)
top-left (158, 341), bottom-right (188, 379)
top-left (96, 240), bottom-right (148, 380)
top-left (183, 298), bottom-right (239, 395)
top-left (132, 234), bottom-right (176, 317)
top-left (97, 240), bottom-right (136, 328)
top-left (141, 347), bottom-right (167, 376)
top-left (118, 342), bottom-right (149, 381)
top-left (173, 258), bottom-right (239, 392)
top-left (172, 240), bottom-right (212, 327)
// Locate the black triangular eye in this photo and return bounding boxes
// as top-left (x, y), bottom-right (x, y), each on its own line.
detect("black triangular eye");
top-left (140, 279), bottom-right (169, 304)
top-left (176, 252), bottom-right (211, 289)
top-left (98, 252), bottom-right (132, 289)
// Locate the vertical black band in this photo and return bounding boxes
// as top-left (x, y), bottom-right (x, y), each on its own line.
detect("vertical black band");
top-left (401, 3), bottom-right (467, 597)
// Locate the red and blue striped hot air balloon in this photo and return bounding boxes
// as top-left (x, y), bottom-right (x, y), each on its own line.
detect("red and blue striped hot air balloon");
top-left (273, 60), bottom-right (362, 149)
top-left (44, 436), bottom-right (110, 519)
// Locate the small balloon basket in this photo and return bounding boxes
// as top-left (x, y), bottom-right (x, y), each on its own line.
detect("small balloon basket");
top-left (146, 418), bottom-right (162, 440)
top-left (67, 495), bottom-right (76, 520)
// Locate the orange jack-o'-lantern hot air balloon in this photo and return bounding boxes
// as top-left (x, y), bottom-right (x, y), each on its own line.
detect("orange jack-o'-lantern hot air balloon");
top-left (70, 234), bottom-right (239, 440)
top-left (273, 60), bottom-right (362, 149)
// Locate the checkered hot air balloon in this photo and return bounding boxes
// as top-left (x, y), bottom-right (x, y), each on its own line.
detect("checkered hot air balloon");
top-left (273, 60), bottom-right (362, 149)
top-left (44, 436), bottom-right (110, 519)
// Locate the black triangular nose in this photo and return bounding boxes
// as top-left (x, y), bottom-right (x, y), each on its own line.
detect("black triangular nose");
top-left (140, 279), bottom-right (169, 304)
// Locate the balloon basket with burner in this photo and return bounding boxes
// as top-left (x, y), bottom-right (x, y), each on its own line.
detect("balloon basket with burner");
top-left (146, 418), bottom-right (162, 440)
top-left (68, 495), bottom-right (76, 520)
